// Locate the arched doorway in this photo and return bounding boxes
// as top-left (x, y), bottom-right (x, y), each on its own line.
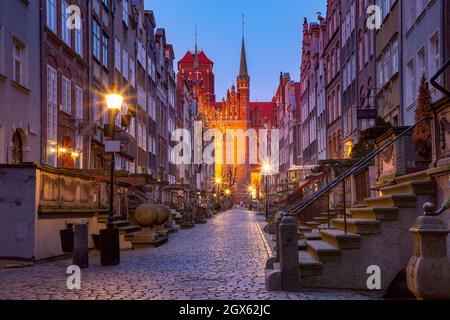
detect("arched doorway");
top-left (11, 130), bottom-right (23, 164)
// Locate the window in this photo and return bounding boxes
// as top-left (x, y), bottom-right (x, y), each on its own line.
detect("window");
top-left (74, 135), bottom-right (83, 169)
top-left (384, 46), bottom-right (390, 84)
top-left (12, 42), bottom-right (23, 85)
top-left (47, 65), bottom-right (57, 141)
top-left (364, 31), bottom-right (369, 63)
top-left (46, 0), bottom-right (57, 32)
top-left (102, 34), bottom-right (109, 68)
top-left (93, 20), bottom-right (101, 62)
top-left (377, 58), bottom-right (383, 90)
top-left (47, 65), bottom-right (57, 166)
top-left (114, 38), bottom-right (121, 71)
top-left (429, 33), bottom-right (440, 77)
top-left (61, 0), bottom-right (71, 45)
top-left (417, 47), bottom-right (426, 81)
top-left (384, 0), bottom-right (391, 18)
top-left (130, 58), bottom-right (135, 87)
top-left (75, 19), bottom-right (82, 57)
top-left (92, 91), bottom-right (100, 123)
top-left (358, 36), bottom-right (364, 71)
top-left (122, 0), bottom-right (129, 26)
top-left (61, 76), bottom-right (71, 114)
top-left (75, 86), bottom-right (83, 119)
top-left (122, 47), bottom-right (128, 80)
top-left (331, 50), bottom-right (335, 78)
top-left (406, 59), bottom-right (415, 105)
top-left (391, 38), bottom-right (399, 75)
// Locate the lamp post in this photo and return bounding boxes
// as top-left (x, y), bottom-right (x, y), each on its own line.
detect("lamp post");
top-left (262, 163), bottom-right (271, 221)
top-left (215, 177), bottom-right (222, 202)
top-left (100, 92), bottom-right (123, 266)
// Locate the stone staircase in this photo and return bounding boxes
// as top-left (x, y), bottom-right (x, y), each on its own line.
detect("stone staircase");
top-left (296, 170), bottom-right (436, 290)
top-left (96, 214), bottom-right (141, 249)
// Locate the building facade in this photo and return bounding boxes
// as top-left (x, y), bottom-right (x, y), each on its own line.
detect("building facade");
top-left (375, 0), bottom-right (401, 125)
top-left (325, 0), bottom-right (342, 160)
top-left (0, 0), bottom-right (41, 165)
top-left (402, 0), bottom-right (444, 126)
top-left (300, 19), bottom-right (320, 166)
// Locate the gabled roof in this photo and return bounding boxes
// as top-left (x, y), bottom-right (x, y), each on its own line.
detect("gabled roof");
top-left (249, 102), bottom-right (276, 125)
top-left (178, 50), bottom-right (213, 65)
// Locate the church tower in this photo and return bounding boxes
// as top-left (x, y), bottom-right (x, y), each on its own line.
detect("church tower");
top-left (237, 16), bottom-right (250, 121)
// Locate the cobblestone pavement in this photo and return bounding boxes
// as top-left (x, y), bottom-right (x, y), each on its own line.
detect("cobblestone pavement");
top-left (0, 209), bottom-right (378, 300)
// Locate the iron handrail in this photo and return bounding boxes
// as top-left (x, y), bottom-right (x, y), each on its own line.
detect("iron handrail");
top-left (284, 117), bottom-right (432, 216)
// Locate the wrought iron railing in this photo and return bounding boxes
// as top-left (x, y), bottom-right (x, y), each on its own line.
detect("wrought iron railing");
top-left (283, 117), bottom-right (432, 233)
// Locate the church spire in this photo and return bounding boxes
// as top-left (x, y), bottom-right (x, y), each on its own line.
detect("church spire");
top-left (194, 25), bottom-right (199, 71)
top-left (193, 25), bottom-right (201, 83)
top-left (238, 14), bottom-right (249, 80)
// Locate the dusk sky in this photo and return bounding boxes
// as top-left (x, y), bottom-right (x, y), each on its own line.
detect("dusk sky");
top-left (144, 0), bottom-right (327, 102)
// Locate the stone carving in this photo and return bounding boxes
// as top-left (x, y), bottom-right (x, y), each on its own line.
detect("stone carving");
top-left (406, 202), bottom-right (450, 299)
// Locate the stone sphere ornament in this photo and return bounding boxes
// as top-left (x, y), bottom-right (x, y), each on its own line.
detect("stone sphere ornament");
top-left (154, 204), bottom-right (170, 225)
top-left (134, 204), bottom-right (159, 228)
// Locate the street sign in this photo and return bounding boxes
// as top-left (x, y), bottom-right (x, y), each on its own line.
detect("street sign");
top-left (105, 140), bottom-right (121, 153)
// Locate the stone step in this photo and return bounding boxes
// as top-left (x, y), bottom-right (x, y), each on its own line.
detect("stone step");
top-left (304, 232), bottom-right (322, 240)
top-left (298, 240), bottom-right (307, 250)
top-left (124, 231), bottom-right (140, 242)
top-left (306, 240), bottom-right (341, 263)
top-left (395, 170), bottom-right (431, 184)
top-left (350, 207), bottom-right (399, 221)
top-left (113, 220), bottom-right (131, 228)
top-left (313, 216), bottom-right (329, 223)
top-left (305, 221), bottom-right (320, 228)
top-left (298, 250), bottom-right (324, 277)
top-left (332, 218), bottom-right (381, 235)
top-left (298, 225), bottom-right (312, 233)
top-left (380, 180), bottom-right (436, 196)
top-left (365, 194), bottom-right (416, 208)
top-left (118, 225), bottom-right (141, 235)
top-left (97, 215), bottom-right (123, 224)
top-left (319, 212), bottom-right (339, 218)
top-left (320, 229), bottom-right (361, 249)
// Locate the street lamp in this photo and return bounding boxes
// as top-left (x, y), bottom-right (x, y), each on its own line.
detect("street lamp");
top-left (224, 189), bottom-right (231, 196)
top-left (100, 91), bottom-right (124, 266)
top-left (262, 162), bottom-right (272, 221)
top-left (215, 177), bottom-right (222, 202)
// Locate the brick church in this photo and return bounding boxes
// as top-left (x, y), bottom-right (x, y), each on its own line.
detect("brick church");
top-left (177, 31), bottom-right (276, 202)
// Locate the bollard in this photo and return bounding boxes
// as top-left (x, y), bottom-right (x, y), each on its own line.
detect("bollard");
top-left (275, 212), bottom-right (284, 263)
top-left (406, 202), bottom-right (450, 299)
top-left (73, 223), bottom-right (89, 268)
top-left (279, 215), bottom-right (301, 291)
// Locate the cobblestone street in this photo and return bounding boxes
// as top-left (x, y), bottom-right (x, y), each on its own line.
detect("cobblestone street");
top-left (0, 209), bottom-right (377, 300)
